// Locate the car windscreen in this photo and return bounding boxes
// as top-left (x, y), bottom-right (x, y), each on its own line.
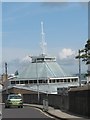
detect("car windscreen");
top-left (9, 95), bottom-right (22, 99)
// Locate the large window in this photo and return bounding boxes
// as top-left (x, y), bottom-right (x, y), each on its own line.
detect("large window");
top-left (64, 79), bottom-right (67, 82)
top-left (39, 80), bottom-right (42, 83)
top-left (60, 79), bottom-right (63, 82)
top-left (34, 80), bottom-right (37, 83)
top-left (74, 78), bottom-right (77, 82)
top-left (71, 79), bottom-right (74, 82)
top-left (25, 80), bottom-right (28, 84)
top-left (16, 81), bottom-right (19, 84)
top-left (57, 79), bottom-right (59, 82)
top-left (49, 80), bottom-right (51, 83)
top-left (20, 81), bottom-right (24, 84)
top-left (11, 81), bottom-right (15, 84)
top-left (68, 79), bottom-right (70, 82)
top-left (52, 79), bottom-right (55, 83)
top-left (29, 80), bottom-right (33, 84)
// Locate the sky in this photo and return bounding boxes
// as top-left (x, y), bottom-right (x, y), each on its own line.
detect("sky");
top-left (1, 2), bottom-right (88, 74)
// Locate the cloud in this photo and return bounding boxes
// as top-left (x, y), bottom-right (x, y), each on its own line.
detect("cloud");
top-left (59, 48), bottom-right (75, 59)
top-left (1, 57), bottom-right (31, 74)
top-left (20, 55), bottom-right (32, 63)
top-left (57, 48), bottom-right (87, 74)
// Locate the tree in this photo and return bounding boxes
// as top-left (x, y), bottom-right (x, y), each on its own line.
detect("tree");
top-left (75, 39), bottom-right (90, 77)
top-left (84, 39), bottom-right (90, 77)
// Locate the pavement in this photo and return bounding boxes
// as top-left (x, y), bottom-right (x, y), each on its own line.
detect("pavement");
top-left (24, 104), bottom-right (89, 120)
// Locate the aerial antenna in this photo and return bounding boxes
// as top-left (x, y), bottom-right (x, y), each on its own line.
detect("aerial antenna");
top-left (40, 21), bottom-right (47, 55)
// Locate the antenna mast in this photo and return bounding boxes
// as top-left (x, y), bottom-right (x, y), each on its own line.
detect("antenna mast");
top-left (40, 21), bottom-right (47, 55)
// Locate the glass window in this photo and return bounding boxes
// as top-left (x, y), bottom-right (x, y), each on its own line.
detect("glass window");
top-left (71, 79), bottom-right (73, 82)
top-left (9, 95), bottom-right (22, 99)
top-left (68, 79), bottom-right (70, 82)
top-left (39, 80), bottom-right (42, 83)
top-left (74, 79), bottom-right (77, 82)
top-left (16, 81), bottom-right (19, 84)
top-left (25, 80), bottom-right (28, 84)
top-left (57, 79), bottom-right (59, 82)
top-left (11, 81), bottom-right (15, 84)
top-left (53, 79), bottom-right (55, 83)
top-left (49, 80), bottom-right (51, 83)
top-left (29, 80), bottom-right (33, 84)
top-left (20, 81), bottom-right (24, 84)
top-left (60, 79), bottom-right (63, 82)
top-left (64, 79), bottom-right (67, 82)
top-left (34, 80), bottom-right (37, 83)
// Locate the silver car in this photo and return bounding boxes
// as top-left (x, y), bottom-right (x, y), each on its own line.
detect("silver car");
top-left (5, 94), bottom-right (23, 108)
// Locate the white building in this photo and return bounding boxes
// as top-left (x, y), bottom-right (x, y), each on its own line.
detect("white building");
top-left (3, 22), bottom-right (79, 94)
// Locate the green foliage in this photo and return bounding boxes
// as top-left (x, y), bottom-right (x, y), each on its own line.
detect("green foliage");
top-left (85, 39), bottom-right (90, 50)
top-left (75, 39), bottom-right (90, 64)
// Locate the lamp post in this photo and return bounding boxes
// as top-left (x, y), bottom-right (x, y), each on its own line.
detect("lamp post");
top-left (36, 58), bottom-right (39, 104)
top-left (5, 62), bottom-right (8, 94)
top-left (78, 50), bottom-right (81, 87)
top-left (75, 49), bottom-right (84, 87)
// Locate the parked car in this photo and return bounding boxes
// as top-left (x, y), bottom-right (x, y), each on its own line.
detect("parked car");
top-left (5, 94), bottom-right (23, 108)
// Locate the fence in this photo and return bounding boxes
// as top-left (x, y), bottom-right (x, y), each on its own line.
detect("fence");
top-left (2, 93), bottom-right (69, 110)
top-left (69, 89), bottom-right (90, 117)
top-left (2, 89), bottom-right (90, 118)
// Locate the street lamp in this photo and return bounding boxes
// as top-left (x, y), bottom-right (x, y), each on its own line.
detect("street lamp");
top-left (36, 58), bottom-right (39, 104)
top-left (5, 62), bottom-right (8, 94)
top-left (75, 49), bottom-right (84, 86)
top-left (79, 50), bottom-right (81, 87)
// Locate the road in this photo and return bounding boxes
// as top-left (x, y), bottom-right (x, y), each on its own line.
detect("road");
top-left (1, 104), bottom-right (56, 120)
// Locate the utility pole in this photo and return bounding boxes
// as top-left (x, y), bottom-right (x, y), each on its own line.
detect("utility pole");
top-left (5, 62), bottom-right (7, 80)
top-left (36, 58), bottom-right (39, 104)
top-left (75, 49), bottom-right (84, 87)
top-left (5, 62), bottom-right (8, 94)
top-left (76, 39), bottom-right (90, 85)
top-left (78, 50), bottom-right (81, 87)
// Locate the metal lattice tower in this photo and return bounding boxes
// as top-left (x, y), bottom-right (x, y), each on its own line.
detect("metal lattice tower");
top-left (40, 21), bottom-right (47, 55)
